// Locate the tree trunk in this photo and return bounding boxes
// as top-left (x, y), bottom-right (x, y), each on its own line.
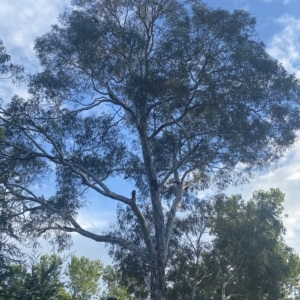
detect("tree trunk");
top-left (150, 258), bottom-right (167, 300)
top-left (191, 285), bottom-right (196, 300)
top-left (138, 122), bottom-right (167, 300)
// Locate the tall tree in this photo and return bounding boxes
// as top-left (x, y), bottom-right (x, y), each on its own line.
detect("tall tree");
top-left (1, 1), bottom-right (300, 299)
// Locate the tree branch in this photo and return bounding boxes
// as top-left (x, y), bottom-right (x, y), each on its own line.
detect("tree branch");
top-left (165, 187), bottom-right (182, 259)
top-left (5, 183), bottom-right (150, 262)
top-left (5, 184), bottom-right (82, 229)
top-left (159, 141), bottom-right (203, 189)
top-left (40, 225), bottom-right (149, 262)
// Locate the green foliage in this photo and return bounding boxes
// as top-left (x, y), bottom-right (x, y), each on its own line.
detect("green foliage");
top-left (0, 264), bottom-right (27, 299)
top-left (166, 198), bottom-right (213, 300)
top-left (28, 254), bottom-right (65, 299)
top-left (0, 254), bottom-right (66, 300)
top-left (206, 189), bottom-right (299, 299)
top-left (56, 288), bottom-right (73, 300)
top-left (0, 190), bottom-right (24, 279)
top-left (0, 39), bottom-right (24, 83)
top-left (167, 189), bottom-right (300, 300)
top-left (0, 255), bottom-right (120, 300)
top-left (66, 256), bottom-right (104, 300)
top-left (100, 265), bottom-right (133, 300)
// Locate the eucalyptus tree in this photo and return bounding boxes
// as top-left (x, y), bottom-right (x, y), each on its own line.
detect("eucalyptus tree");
top-left (1, 1), bottom-right (300, 299)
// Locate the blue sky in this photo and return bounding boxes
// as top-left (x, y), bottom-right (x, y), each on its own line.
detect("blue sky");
top-left (1, 0), bottom-right (300, 264)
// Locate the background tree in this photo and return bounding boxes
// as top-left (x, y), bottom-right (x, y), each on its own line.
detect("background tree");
top-left (0, 264), bottom-right (27, 299)
top-left (166, 196), bottom-right (214, 300)
top-left (66, 255), bottom-right (104, 300)
top-left (0, 254), bottom-right (66, 300)
top-left (164, 189), bottom-right (300, 299)
top-left (1, 1), bottom-right (300, 299)
top-left (27, 254), bottom-right (65, 300)
top-left (0, 254), bottom-right (123, 300)
top-left (208, 189), bottom-right (300, 300)
top-left (100, 265), bottom-right (134, 300)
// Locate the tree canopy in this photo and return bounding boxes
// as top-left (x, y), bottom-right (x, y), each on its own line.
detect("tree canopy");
top-left (0, 254), bottom-right (116, 300)
top-left (66, 255), bottom-right (104, 300)
top-left (0, 254), bottom-right (65, 300)
top-left (207, 189), bottom-right (296, 299)
top-left (0, 1), bottom-right (300, 299)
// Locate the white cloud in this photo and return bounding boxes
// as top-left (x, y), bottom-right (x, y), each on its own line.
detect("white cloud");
top-left (267, 14), bottom-right (300, 77)
top-left (77, 211), bottom-right (115, 233)
top-left (0, 0), bottom-right (70, 103)
top-left (0, 0), bottom-right (70, 66)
